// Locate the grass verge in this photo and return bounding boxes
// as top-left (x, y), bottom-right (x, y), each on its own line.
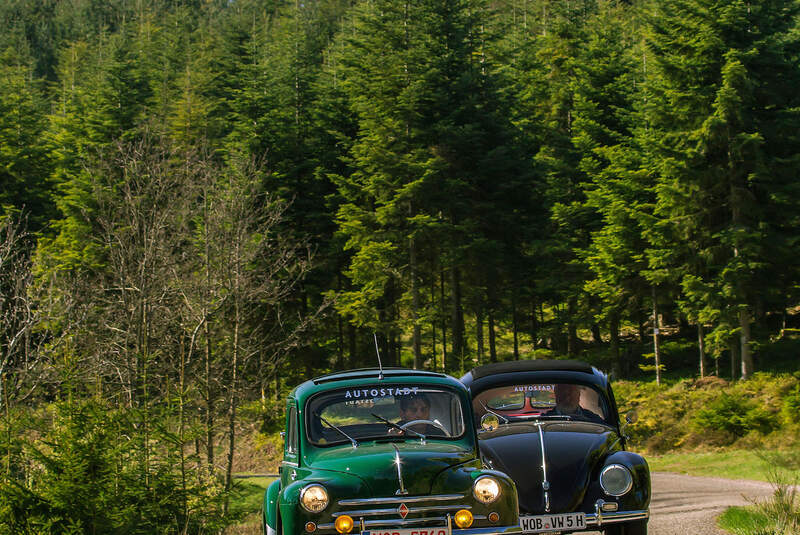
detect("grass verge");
top-left (225, 476), bottom-right (277, 534)
top-left (648, 450), bottom-right (800, 482)
top-left (717, 506), bottom-right (773, 535)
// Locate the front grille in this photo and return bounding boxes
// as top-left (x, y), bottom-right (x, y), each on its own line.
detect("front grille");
top-left (318, 494), bottom-right (480, 530)
top-left (338, 495), bottom-right (464, 507)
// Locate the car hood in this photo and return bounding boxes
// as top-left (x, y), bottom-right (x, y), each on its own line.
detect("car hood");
top-left (307, 441), bottom-right (475, 496)
top-left (478, 421), bottom-right (619, 513)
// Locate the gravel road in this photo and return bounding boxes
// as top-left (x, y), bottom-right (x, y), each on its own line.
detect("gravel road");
top-left (583, 472), bottom-right (775, 535)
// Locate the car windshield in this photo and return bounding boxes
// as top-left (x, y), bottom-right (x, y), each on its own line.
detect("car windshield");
top-left (306, 385), bottom-right (466, 445)
top-left (474, 382), bottom-right (609, 425)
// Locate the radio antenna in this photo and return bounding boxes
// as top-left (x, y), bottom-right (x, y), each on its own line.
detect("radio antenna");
top-left (373, 333), bottom-right (384, 380)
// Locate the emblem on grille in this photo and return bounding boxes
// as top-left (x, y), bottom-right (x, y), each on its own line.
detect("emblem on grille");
top-left (398, 503), bottom-right (409, 519)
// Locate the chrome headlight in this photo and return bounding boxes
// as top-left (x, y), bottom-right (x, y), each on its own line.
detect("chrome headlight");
top-left (599, 464), bottom-right (633, 496)
top-left (473, 475), bottom-right (501, 504)
top-left (300, 483), bottom-right (329, 513)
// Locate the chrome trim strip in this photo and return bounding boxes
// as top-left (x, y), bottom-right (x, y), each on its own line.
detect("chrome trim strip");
top-left (584, 509), bottom-right (649, 527)
top-left (332, 505), bottom-right (471, 518)
top-left (282, 461), bottom-right (299, 467)
top-left (535, 422), bottom-right (550, 513)
top-left (338, 494), bottom-right (464, 506)
top-left (393, 444), bottom-right (409, 495)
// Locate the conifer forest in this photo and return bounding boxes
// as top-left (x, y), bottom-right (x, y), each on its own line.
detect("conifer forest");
top-left (2, 0), bottom-right (800, 532)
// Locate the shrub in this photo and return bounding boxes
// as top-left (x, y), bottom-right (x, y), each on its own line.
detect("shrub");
top-left (781, 385), bottom-right (800, 427)
top-left (0, 400), bottom-right (230, 534)
top-left (691, 393), bottom-right (774, 441)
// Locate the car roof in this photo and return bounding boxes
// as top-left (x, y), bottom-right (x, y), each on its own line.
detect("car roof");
top-left (460, 359), bottom-right (608, 395)
top-left (290, 367), bottom-right (466, 404)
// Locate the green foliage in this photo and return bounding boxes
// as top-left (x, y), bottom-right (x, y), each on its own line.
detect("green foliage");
top-left (718, 449), bottom-right (800, 535)
top-left (718, 506), bottom-right (773, 535)
top-left (615, 372), bottom-right (795, 452)
top-left (0, 400), bottom-right (230, 534)
top-left (691, 392), bottom-right (774, 438)
top-left (780, 386), bottom-right (800, 428)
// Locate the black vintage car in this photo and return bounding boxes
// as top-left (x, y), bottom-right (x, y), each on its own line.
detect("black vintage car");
top-left (460, 360), bottom-right (650, 535)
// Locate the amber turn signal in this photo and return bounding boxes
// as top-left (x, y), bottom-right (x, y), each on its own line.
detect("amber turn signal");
top-left (487, 512), bottom-right (500, 524)
top-left (335, 515), bottom-right (354, 534)
top-left (305, 522), bottom-right (317, 533)
top-left (454, 509), bottom-right (473, 528)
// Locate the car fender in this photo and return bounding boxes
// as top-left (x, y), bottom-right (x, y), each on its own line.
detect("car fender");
top-left (264, 479), bottom-right (282, 533)
top-left (431, 464), bottom-right (520, 524)
top-left (602, 450), bottom-right (650, 510)
top-left (276, 469), bottom-right (371, 535)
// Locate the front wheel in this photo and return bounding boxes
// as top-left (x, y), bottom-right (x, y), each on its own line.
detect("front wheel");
top-left (603, 519), bottom-right (647, 535)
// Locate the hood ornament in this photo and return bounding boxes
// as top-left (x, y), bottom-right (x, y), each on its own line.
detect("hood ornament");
top-left (536, 422), bottom-right (551, 512)
top-left (393, 444), bottom-right (409, 495)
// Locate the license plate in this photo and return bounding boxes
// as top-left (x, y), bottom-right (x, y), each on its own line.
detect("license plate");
top-left (520, 512), bottom-right (586, 533)
top-left (362, 529), bottom-right (447, 535)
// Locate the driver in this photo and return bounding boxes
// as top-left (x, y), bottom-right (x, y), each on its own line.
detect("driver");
top-left (542, 384), bottom-right (604, 423)
top-left (398, 393), bottom-right (431, 424)
top-left (389, 393), bottom-right (443, 436)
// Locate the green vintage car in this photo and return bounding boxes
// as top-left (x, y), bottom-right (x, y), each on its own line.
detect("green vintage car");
top-left (262, 368), bottom-right (521, 535)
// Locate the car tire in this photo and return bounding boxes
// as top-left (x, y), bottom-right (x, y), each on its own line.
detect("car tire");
top-left (603, 520), bottom-right (647, 535)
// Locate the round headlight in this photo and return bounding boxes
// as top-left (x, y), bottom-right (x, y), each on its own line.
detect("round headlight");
top-left (473, 475), bottom-right (501, 504)
top-left (300, 484), bottom-right (329, 513)
top-left (599, 464), bottom-right (633, 496)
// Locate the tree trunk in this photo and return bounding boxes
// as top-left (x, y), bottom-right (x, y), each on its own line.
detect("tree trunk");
top-left (431, 279), bottom-right (437, 371)
top-left (410, 234), bottom-right (421, 369)
top-left (204, 320), bottom-right (214, 471)
top-left (652, 286), bottom-right (661, 385)
top-left (450, 267), bottom-right (464, 371)
top-left (488, 311), bottom-right (497, 363)
top-left (440, 268), bottom-right (447, 372)
top-left (610, 311), bottom-right (621, 374)
top-left (730, 337), bottom-right (740, 381)
top-left (698, 323), bottom-right (706, 378)
top-left (512, 297), bottom-right (519, 359)
top-left (740, 308), bottom-right (753, 379)
top-left (567, 299), bottom-right (577, 357)
top-left (637, 297), bottom-right (646, 343)
top-left (476, 306), bottom-right (484, 362)
top-left (348, 324), bottom-right (357, 368)
top-left (591, 324), bottom-right (602, 344)
top-left (530, 298), bottom-right (538, 351)
top-left (224, 252), bottom-right (242, 515)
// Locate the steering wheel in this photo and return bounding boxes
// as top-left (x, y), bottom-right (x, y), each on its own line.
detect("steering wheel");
top-left (400, 419), bottom-right (451, 437)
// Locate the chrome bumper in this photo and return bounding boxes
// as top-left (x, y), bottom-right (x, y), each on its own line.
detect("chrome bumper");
top-left (585, 508), bottom-right (649, 527)
top-left (452, 527), bottom-right (522, 535)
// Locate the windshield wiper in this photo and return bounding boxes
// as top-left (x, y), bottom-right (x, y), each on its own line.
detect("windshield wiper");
top-left (370, 412), bottom-right (426, 443)
top-left (317, 413), bottom-right (359, 448)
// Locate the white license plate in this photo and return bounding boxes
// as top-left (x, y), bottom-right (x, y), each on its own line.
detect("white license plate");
top-left (520, 512), bottom-right (586, 533)
top-left (362, 529), bottom-right (447, 535)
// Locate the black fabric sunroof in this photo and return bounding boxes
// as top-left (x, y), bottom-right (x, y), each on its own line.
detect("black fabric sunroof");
top-left (468, 359), bottom-right (594, 380)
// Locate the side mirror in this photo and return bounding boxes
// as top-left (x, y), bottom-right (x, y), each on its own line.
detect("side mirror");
top-left (481, 413), bottom-right (500, 432)
top-left (625, 410), bottom-right (638, 425)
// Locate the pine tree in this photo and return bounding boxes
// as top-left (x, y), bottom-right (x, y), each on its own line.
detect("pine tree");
top-left (644, 0), bottom-right (800, 378)
top-left (0, 49), bottom-right (52, 228)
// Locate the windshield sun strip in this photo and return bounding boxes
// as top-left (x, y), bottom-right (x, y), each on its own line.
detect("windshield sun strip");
top-left (304, 385), bottom-right (467, 446)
